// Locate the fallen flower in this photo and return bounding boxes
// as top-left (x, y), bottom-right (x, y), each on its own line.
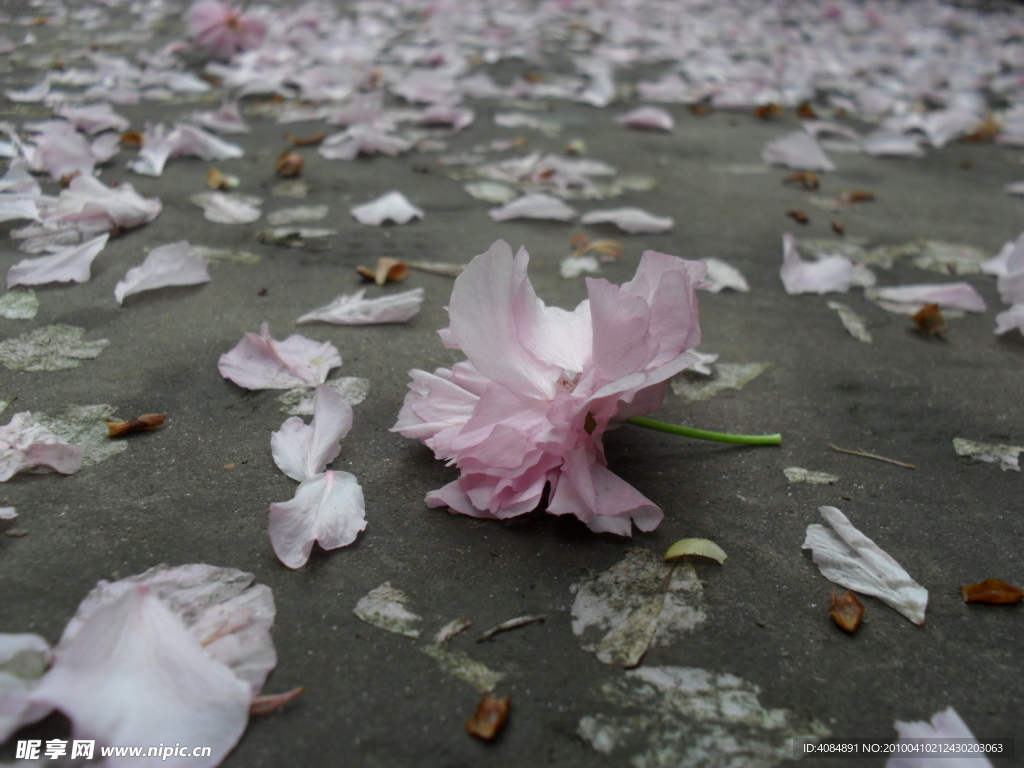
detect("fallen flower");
top-left (866, 283), bottom-right (986, 314)
top-left (350, 191), bottom-right (424, 226)
top-left (54, 103), bottom-right (130, 136)
top-left (780, 234), bottom-right (855, 295)
top-left (187, 0), bottom-right (266, 61)
top-left (318, 125), bottom-right (413, 162)
top-left (888, 707), bottom-right (992, 768)
top-left (953, 437), bottom-right (1021, 472)
top-left (356, 257), bottom-right (408, 286)
top-left (7, 233), bottom-right (108, 289)
top-left (191, 102), bottom-right (250, 135)
top-left (911, 303), bottom-right (947, 335)
top-left (960, 579), bottom-right (1024, 604)
top-left (803, 506), bottom-right (928, 625)
top-left (465, 695), bottom-right (510, 741)
top-left (489, 193), bottom-right (578, 223)
top-left (218, 322), bottom-right (340, 390)
top-left (581, 207), bottom-right (673, 234)
top-left (105, 414), bottom-right (165, 437)
top-left (829, 590), bottom-right (864, 633)
top-left (191, 192), bottom-right (261, 224)
top-left (762, 131), bottom-right (835, 171)
top-left (296, 288), bottom-right (424, 325)
top-left (616, 106), bottom-right (674, 132)
top-left (115, 241), bottom-right (211, 304)
top-left (663, 538), bottom-right (727, 564)
top-left (0, 411), bottom-right (83, 481)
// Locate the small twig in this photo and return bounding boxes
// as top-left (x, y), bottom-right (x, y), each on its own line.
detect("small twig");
top-left (477, 615), bottom-right (545, 642)
top-left (829, 444), bottom-right (916, 469)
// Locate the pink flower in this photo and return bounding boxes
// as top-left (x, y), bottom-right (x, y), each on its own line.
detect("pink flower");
top-left (393, 240), bottom-right (705, 536)
top-left (186, 1), bottom-right (266, 62)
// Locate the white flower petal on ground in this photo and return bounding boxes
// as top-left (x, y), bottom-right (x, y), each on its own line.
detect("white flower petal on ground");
top-left (0, 507), bottom-right (15, 519)
top-left (560, 255), bottom-right (600, 278)
top-left (54, 103), bottom-right (130, 135)
top-left (115, 241), bottom-right (210, 304)
top-left (7, 233), bottom-right (108, 288)
top-left (581, 208), bottom-right (673, 234)
top-left (616, 106), bottom-right (674, 132)
top-left (190, 102), bottom-right (250, 135)
top-left (296, 288), bottom-right (424, 325)
top-left (982, 237), bottom-right (1018, 277)
top-left (319, 125), bottom-right (413, 161)
top-left (0, 195), bottom-right (40, 223)
top-left (780, 233), bottom-right (854, 294)
top-left (271, 385), bottom-right (352, 482)
top-left (866, 283), bottom-right (987, 314)
top-left (488, 193), bottom-right (578, 222)
top-left (0, 633), bottom-right (52, 742)
top-left (0, 411), bottom-right (84, 481)
top-left (827, 301), bottom-right (872, 343)
top-left (862, 130), bottom-right (926, 158)
top-left (761, 130), bottom-right (835, 171)
top-left (191, 192), bottom-right (261, 224)
top-left (218, 322), bottom-right (340, 390)
top-left (995, 304), bottom-right (1024, 336)
top-left (699, 258), bottom-right (750, 293)
top-left (803, 506), bottom-right (928, 625)
top-left (130, 122), bottom-right (244, 177)
top-left (30, 586), bottom-right (251, 768)
top-left (268, 470), bottom-right (366, 569)
top-left (1003, 180), bottom-right (1024, 196)
top-left (350, 192), bottom-right (424, 226)
top-left (887, 707), bottom-right (993, 768)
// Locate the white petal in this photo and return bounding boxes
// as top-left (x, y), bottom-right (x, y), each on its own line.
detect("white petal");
top-left (0, 195), bottom-right (40, 223)
top-left (296, 287), bottom-right (424, 325)
top-left (114, 241), bottom-right (210, 304)
top-left (269, 470), bottom-right (366, 569)
top-left (888, 707), bottom-right (993, 768)
top-left (581, 207), bottom-right (673, 234)
top-left (866, 283), bottom-right (987, 314)
top-left (0, 507), bottom-right (15, 518)
top-left (802, 506), bottom-right (928, 625)
top-left (7, 234), bottom-right (108, 288)
top-left (699, 258), bottom-right (750, 293)
top-left (616, 106), bottom-right (674, 132)
top-left (267, 205), bottom-right (328, 226)
top-left (350, 191), bottom-right (424, 226)
top-left (488, 193), bottom-right (578, 222)
top-left (191, 192), bottom-right (261, 224)
top-left (271, 385), bottom-right (352, 482)
top-left (780, 233), bottom-right (854, 294)
top-left (995, 304), bottom-right (1024, 336)
top-left (0, 633), bottom-right (52, 742)
top-left (218, 322), bottom-right (341, 390)
top-left (862, 130), bottom-right (926, 158)
top-left (560, 255), bottom-right (600, 278)
top-left (0, 411), bottom-right (83, 482)
top-left (31, 587), bottom-right (251, 767)
top-left (761, 131), bottom-right (835, 171)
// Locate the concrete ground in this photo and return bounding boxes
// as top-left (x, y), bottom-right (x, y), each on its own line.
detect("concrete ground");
top-left (0, 9), bottom-right (1022, 768)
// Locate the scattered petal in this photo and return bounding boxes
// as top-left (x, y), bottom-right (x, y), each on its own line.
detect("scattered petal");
top-left (960, 579), bottom-right (1024, 605)
top-left (465, 695), bottom-right (510, 741)
top-left (0, 290), bottom-right (38, 320)
top-left (271, 385), bottom-right (351, 483)
top-left (829, 590), bottom-right (864, 633)
top-left (663, 539), bottom-right (727, 564)
top-left (297, 288), bottom-right (424, 325)
top-left (671, 362), bottom-right (767, 401)
top-left (762, 131), bottom-right (835, 171)
top-left (115, 241), bottom-right (210, 304)
top-left (0, 633), bottom-right (52, 742)
top-left (581, 207), bottom-right (673, 234)
top-left (781, 233), bottom-right (854, 295)
top-left (827, 301), bottom-right (872, 343)
top-left (0, 412), bottom-right (83, 481)
top-left (34, 404), bottom-right (127, 467)
top-left (803, 506), bottom-right (928, 625)
top-left (7, 234), bottom-right (108, 288)
top-left (866, 283), bottom-right (986, 314)
top-left (488, 193), bottom-right (578, 222)
top-left (888, 708), bottom-right (992, 768)
top-left (784, 467), bottom-right (839, 484)
top-left (464, 182), bottom-right (518, 204)
top-left (953, 437), bottom-right (1021, 472)
top-left (699, 258), bottom-right (750, 293)
top-left (218, 322), bottom-right (340, 390)
top-left (129, 122), bottom-right (244, 177)
top-left (0, 325), bottom-right (108, 372)
top-left (250, 687), bottom-right (304, 716)
top-left (277, 377), bottom-right (370, 416)
top-left (995, 304), bottom-right (1024, 336)
top-left (0, 507), bottom-right (15, 519)
top-left (408, 261), bottom-right (466, 277)
top-left (351, 192), bottom-right (424, 226)
top-left (190, 192), bottom-right (261, 224)
top-left (269, 470), bottom-right (365, 568)
top-left (191, 102), bottom-right (250, 135)
top-left (560, 255), bottom-right (600, 278)
top-left (353, 583), bottom-right (421, 639)
top-left (616, 106), bottom-right (674, 132)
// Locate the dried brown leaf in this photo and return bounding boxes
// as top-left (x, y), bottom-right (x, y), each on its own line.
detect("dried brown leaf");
top-left (911, 303), bottom-right (947, 335)
top-left (105, 413), bottom-right (165, 437)
top-left (831, 220), bottom-right (845, 235)
top-left (250, 687), bottom-right (305, 716)
top-left (205, 167), bottom-right (238, 190)
top-left (753, 103), bottom-right (783, 120)
top-left (275, 150), bottom-right (303, 177)
top-left (357, 257), bottom-right (409, 286)
top-left (841, 190), bottom-right (875, 204)
top-left (829, 590), bottom-right (864, 633)
top-left (961, 113), bottom-right (999, 143)
top-left (786, 208), bottom-right (809, 224)
top-left (120, 130), bottom-right (143, 147)
top-left (783, 171), bottom-right (819, 190)
top-left (286, 131), bottom-right (327, 147)
top-left (465, 695), bottom-right (509, 741)
top-left (688, 102), bottom-right (712, 117)
top-left (960, 579), bottom-right (1024, 604)
top-left (797, 102), bottom-right (818, 119)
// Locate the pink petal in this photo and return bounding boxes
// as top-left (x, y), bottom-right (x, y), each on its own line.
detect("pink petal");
top-left (995, 304), bottom-right (1024, 336)
top-left (31, 587), bottom-right (251, 766)
top-left (218, 322), bottom-right (341, 390)
top-left (350, 191), bottom-right (423, 225)
top-left (488, 193), bottom-right (578, 222)
top-left (319, 125), bottom-right (413, 161)
top-left (7, 233), bottom-right (108, 288)
top-left (616, 106), bottom-right (674, 132)
top-left (131, 123), bottom-right (243, 177)
top-left (114, 240), bottom-right (210, 304)
top-left (271, 384), bottom-right (352, 482)
top-left (269, 470), bottom-right (366, 569)
top-left (190, 101), bottom-right (250, 134)
top-left (871, 283), bottom-right (987, 313)
top-left (780, 233), bottom-right (855, 295)
top-left (0, 412), bottom-right (84, 481)
top-left (54, 103), bottom-right (130, 135)
top-left (581, 207), bottom-right (674, 234)
top-left (761, 130), bottom-right (835, 171)
top-left (296, 287), bottom-right (424, 325)
top-left (889, 708), bottom-right (992, 768)
top-left (0, 633), bottom-right (53, 743)
top-left (191, 191), bottom-right (261, 223)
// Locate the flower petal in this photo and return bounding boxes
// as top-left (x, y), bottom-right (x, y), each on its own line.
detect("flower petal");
top-left (114, 240), bottom-right (210, 304)
top-left (350, 191), bottom-right (423, 225)
top-left (0, 411), bottom-right (83, 482)
top-left (296, 288), bottom-right (424, 325)
top-left (218, 322), bottom-right (340, 390)
top-left (271, 384), bottom-right (352, 482)
top-left (581, 207), bottom-right (674, 234)
top-left (7, 233), bottom-right (108, 288)
top-left (269, 470), bottom-right (366, 569)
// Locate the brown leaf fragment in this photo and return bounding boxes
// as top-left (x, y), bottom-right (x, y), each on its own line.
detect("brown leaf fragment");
top-left (753, 103), bottom-right (783, 120)
top-left (797, 102), bottom-right (818, 119)
top-left (205, 167), bottom-right (238, 190)
top-left (357, 257), bottom-right (409, 286)
top-left (523, 71), bottom-right (545, 83)
top-left (840, 190), bottom-right (875, 204)
top-left (120, 130), bottom-right (143, 147)
top-left (958, 160), bottom-right (972, 170)
top-left (786, 208), bottom-right (809, 224)
top-left (59, 172), bottom-right (80, 188)
top-left (286, 131), bottom-right (326, 147)
top-left (911, 303), bottom-right (947, 335)
top-left (960, 579), bottom-right (1024, 605)
top-left (250, 687), bottom-right (305, 716)
top-left (829, 590), bottom-right (864, 633)
top-left (688, 102), bottom-right (712, 117)
top-left (831, 220), bottom-right (845, 235)
top-left (199, 73), bottom-right (222, 86)
top-left (564, 138), bottom-right (586, 156)
top-left (961, 113), bottom-right (999, 143)
top-left (465, 695), bottom-right (509, 741)
top-left (783, 171), bottom-right (819, 190)
top-left (275, 150), bottom-right (303, 177)
top-left (105, 413), bottom-right (165, 438)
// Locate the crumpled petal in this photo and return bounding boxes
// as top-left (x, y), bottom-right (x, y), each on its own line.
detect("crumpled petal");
top-left (30, 586), bottom-right (252, 767)
top-left (581, 207), bottom-right (673, 234)
top-left (995, 304), bottom-right (1024, 336)
top-left (296, 287), bottom-right (424, 325)
top-left (271, 385), bottom-right (352, 482)
top-left (187, 0), bottom-right (266, 61)
top-left (0, 633), bottom-right (52, 742)
top-left (115, 241), bottom-right (210, 304)
top-left (7, 233), bottom-right (108, 288)
top-left (699, 257), bottom-right (750, 293)
top-left (350, 191), bottom-right (424, 226)
top-left (54, 103), bottom-right (131, 135)
top-left (862, 130), bottom-right (926, 158)
top-left (489, 193), bottom-right (578, 222)
top-left (191, 192), bottom-right (261, 224)
top-left (131, 123), bottom-right (244, 177)
top-left (780, 233), bottom-right (854, 294)
top-left (867, 283), bottom-right (987, 314)
top-left (887, 707), bottom-right (993, 768)
top-left (269, 470), bottom-right (366, 569)
top-left (803, 506), bottom-right (928, 625)
top-left (319, 125), bottom-right (413, 161)
top-left (0, 411), bottom-right (83, 481)
top-left (190, 101), bottom-right (250, 135)
top-left (761, 130), bottom-right (835, 171)
top-left (616, 106), bottom-right (674, 132)
top-left (218, 322), bottom-right (340, 390)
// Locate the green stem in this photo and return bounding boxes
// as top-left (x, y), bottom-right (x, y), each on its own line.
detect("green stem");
top-left (627, 416), bottom-right (782, 446)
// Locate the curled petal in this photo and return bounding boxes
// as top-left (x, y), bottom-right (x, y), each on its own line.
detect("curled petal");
top-left (269, 471), bottom-right (366, 569)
